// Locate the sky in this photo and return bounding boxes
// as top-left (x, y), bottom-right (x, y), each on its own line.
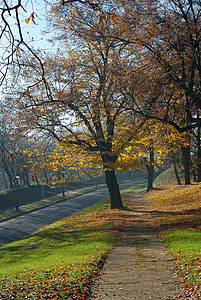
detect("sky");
top-left (0, 0), bottom-right (59, 88)
top-left (0, 1), bottom-right (57, 62)
top-left (19, 1), bottom-right (55, 51)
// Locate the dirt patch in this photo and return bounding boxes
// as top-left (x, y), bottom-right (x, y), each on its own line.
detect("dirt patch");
top-left (90, 192), bottom-right (187, 299)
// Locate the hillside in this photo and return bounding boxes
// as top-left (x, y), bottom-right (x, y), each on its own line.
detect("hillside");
top-left (154, 167), bottom-right (184, 187)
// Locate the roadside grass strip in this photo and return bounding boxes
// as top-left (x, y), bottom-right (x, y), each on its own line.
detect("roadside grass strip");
top-left (0, 184), bottom-right (146, 223)
top-left (0, 187), bottom-right (138, 300)
top-left (0, 186), bottom-right (102, 223)
top-left (148, 183), bottom-right (201, 299)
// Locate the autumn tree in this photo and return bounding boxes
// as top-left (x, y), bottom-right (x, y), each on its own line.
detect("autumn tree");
top-left (135, 119), bottom-right (191, 190)
top-left (110, 0), bottom-right (201, 183)
top-left (0, 0), bottom-right (102, 86)
top-left (0, 101), bottom-right (31, 188)
top-left (117, 0), bottom-right (201, 128)
top-left (8, 1), bottom-right (148, 209)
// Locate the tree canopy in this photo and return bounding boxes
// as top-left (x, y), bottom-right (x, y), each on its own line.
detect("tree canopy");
top-left (0, 0), bottom-right (201, 208)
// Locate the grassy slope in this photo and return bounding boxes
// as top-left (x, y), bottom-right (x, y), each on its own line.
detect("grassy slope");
top-left (2, 171), bottom-right (201, 299)
top-left (0, 185), bottom-right (143, 300)
top-left (154, 166), bottom-right (185, 187)
top-left (148, 169), bottom-right (201, 299)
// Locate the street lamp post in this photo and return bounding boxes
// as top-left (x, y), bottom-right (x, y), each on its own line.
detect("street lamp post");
top-left (62, 169), bottom-right (65, 197)
top-left (16, 175), bottom-right (20, 211)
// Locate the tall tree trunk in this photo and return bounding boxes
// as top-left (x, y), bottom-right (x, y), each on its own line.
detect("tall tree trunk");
top-left (35, 174), bottom-right (40, 186)
top-left (23, 169), bottom-right (31, 186)
top-left (8, 173), bottom-right (14, 188)
top-left (2, 159), bottom-right (15, 188)
top-left (192, 169), bottom-right (197, 182)
top-left (20, 172), bottom-right (30, 187)
top-left (2, 169), bottom-right (8, 189)
top-left (147, 147), bottom-right (154, 192)
top-left (181, 146), bottom-right (191, 185)
top-left (197, 125), bottom-right (201, 182)
top-left (173, 162), bottom-right (182, 185)
top-left (172, 152), bottom-right (182, 185)
top-left (104, 169), bottom-right (123, 209)
top-left (197, 154), bottom-right (201, 182)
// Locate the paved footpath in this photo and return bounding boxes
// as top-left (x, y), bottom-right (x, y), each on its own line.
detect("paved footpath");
top-left (90, 192), bottom-right (186, 300)
top-left (0, 181), bottom-right (143, 247)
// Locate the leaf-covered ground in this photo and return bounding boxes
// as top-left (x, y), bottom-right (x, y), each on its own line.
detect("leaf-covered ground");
top-left (148, 183), bottom-right (201, 299)
top-left (1, 181), bottom-right (200, 299)
top-left (0, 195), bottom-right (134, 300)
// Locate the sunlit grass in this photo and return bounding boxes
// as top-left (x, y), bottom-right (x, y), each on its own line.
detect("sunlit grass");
top-left (148, 182), bottom-right (201, 298)
top-left (121, 183), bottom-right (146, 195)
top-left (0, 185), bottom-right (139, 299)
top-left (0, 198), bottom-right (115, 299)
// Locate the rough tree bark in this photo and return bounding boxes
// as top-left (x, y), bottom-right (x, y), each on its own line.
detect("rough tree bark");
top-left (173, 162), bottom-right (182, 185)
top-left (172, 152), bottom-right (182, 185)
top-left (147, 147), bottom-right (154, 192)
top-left (196, 125), bottom-right (201, 182)
top-left (181, 146), bottom-right (191, 185)
top-left (104, 169), bottom-right (123, 209)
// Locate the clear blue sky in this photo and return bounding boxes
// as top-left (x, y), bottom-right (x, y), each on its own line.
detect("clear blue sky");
top-left (0, 0), bottom-right (57, 58)
top-left (0, 1), bottom-right (58, 89)
top-left (19, 1), bottom-right (56, 51)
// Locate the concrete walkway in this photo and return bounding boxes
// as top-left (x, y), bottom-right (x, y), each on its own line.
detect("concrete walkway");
top-left (0, 181), bottom-right (143, 247)
top-left (90, 193), bottom-right (186, 300)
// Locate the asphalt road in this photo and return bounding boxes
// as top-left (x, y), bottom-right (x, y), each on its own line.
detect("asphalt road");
top-left (0, 180), bottom-right (146, 247)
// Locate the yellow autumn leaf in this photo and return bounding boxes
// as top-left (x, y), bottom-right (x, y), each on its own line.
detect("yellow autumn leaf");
top-left (70, 9), bottom-right (75, 17)
top-left (25, 12), bottom-right (36, 25)
top-left (15, 46), bottom-right (20, 53)
top-left (72, 6), bottom-right (79, 15)
top-left (25, 17), bottom-right (30, 24)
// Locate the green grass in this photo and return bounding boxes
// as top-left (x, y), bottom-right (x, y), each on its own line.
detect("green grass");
top-left (149, 182), bottom-right (201, 298)
top-left (0, 182), bottom-right (146, 223)
top-left (0, 186), bottom-right (102, 223)
top-left (162, 229), bottom-right (201, 295)
top-left (0, 198), bottom-right (115, 299)
top-left (120, 183), bottom-right (146, 195)
top-left (0, 184), bottom-right (142, 300)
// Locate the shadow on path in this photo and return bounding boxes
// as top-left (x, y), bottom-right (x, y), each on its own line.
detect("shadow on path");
top-left (90, 192), bottom-right (187, 300)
